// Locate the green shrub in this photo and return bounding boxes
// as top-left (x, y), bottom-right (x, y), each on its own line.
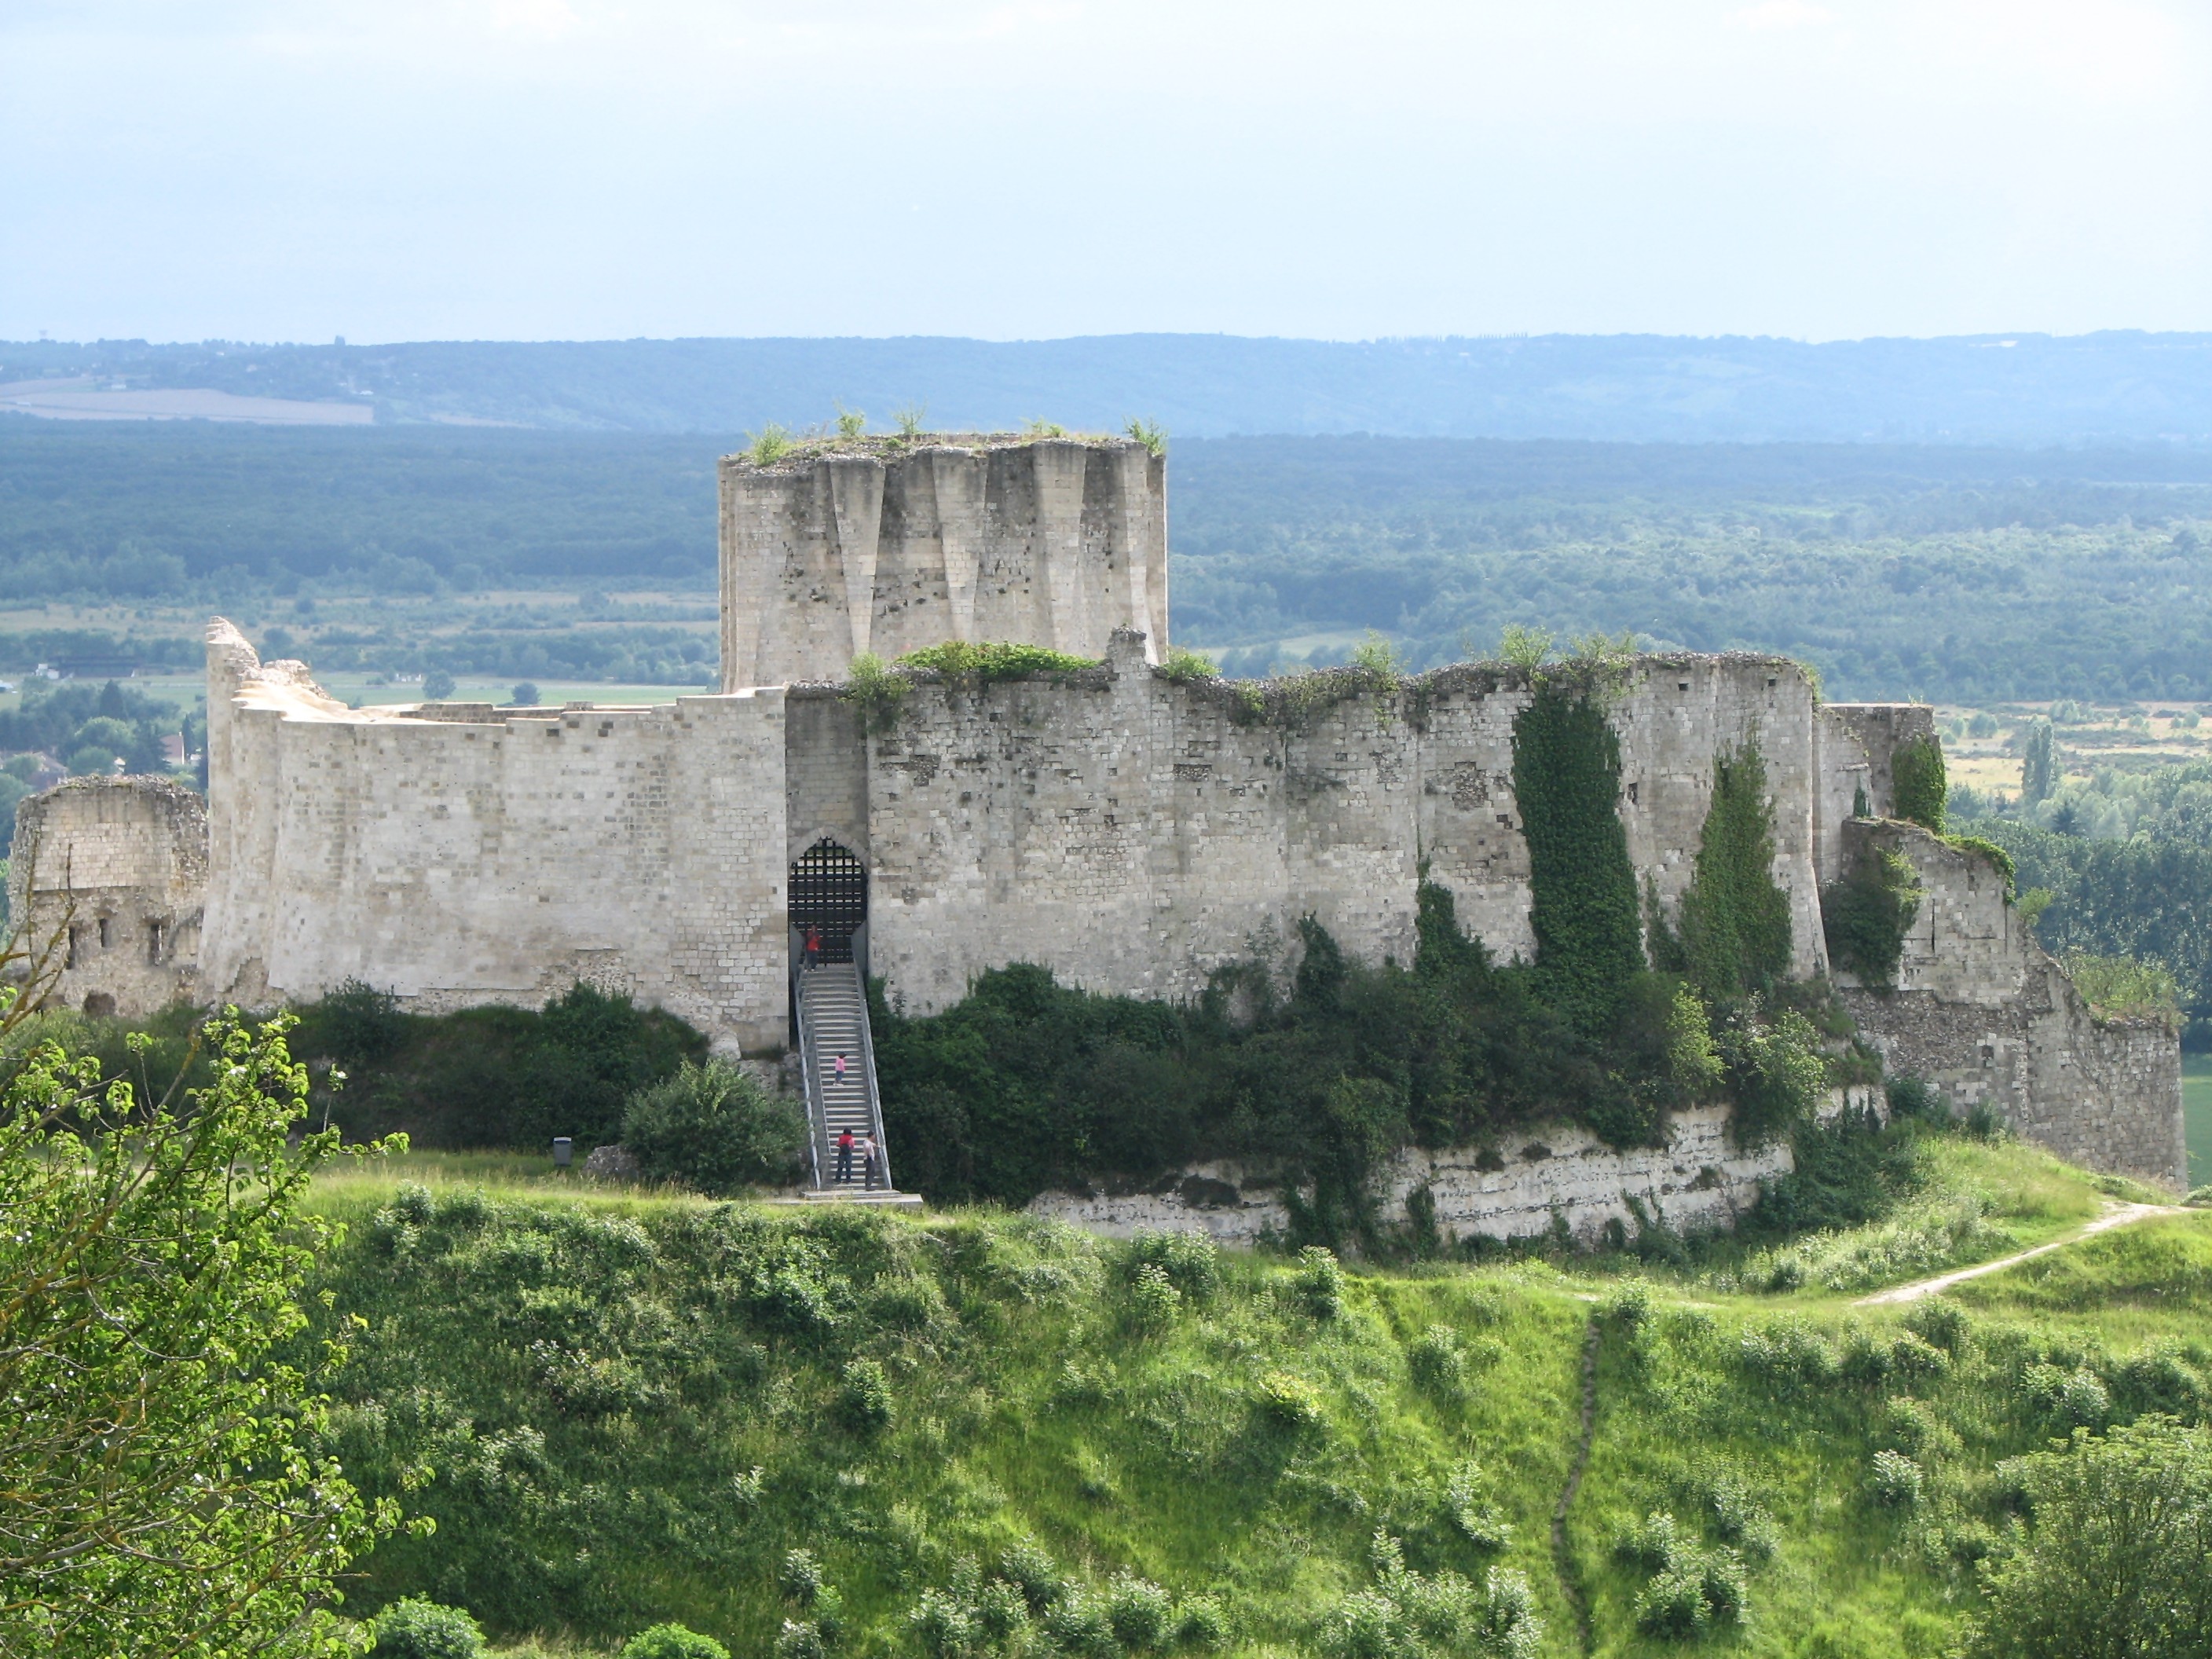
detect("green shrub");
top-left (837, 1357), bottom-right (894, 1434)
top-left (1257, 1370), bottom-right (1328, 1432)
top-left (1869, 1448), bottom-right (1923, 1507)
top-left (779, 1547), bottom-right (823, 1605)
top-left (1294, 1247), bottom-right (1346, 1320)
top-left (1157, 644), bottom-right (1218, 683)
top-left (1105, 1572), bottom-right (1174, 1651)
top-left (621, 1059), bottom-right (805, 1194)
top-left (998, 1540), bottom-right (1063, 1612)
top-left (290, 980), bottom-right (705, 1150)
top-left (1892, 736), bottom-right (1947, 830)
top-left (1445, 1460), bottom-right (1514, 1551)
top-left (1408, 1324), bottom-right (1467, 1397)
top-left (1617, 1511), bottom-right (1748, 1634)
top-left (1885, 1074), bottom-right (1949, 1125)
top-left (1175, 1594), bottom-right (1229, 1650)
top-left (840, 650), bottom-right (906, 733)
top-left (370, 1599), bottom-right (485, 1659)
top-left (1962, 1421), bottom-right (2212, 1658)
top-left (1123, 416), bottom-right (1168, 457)
top-left (2024, 1361), bottom-right (2111, 1428)
top-left (621, 1627), bottom-right (730, 1659)
top-left (870, 884), bottom-right (1686, 1231)
top-left (1739, 1317), bottom-right (1839, 1389)
top-left (1125, 1261), bottom-right (1181, 1335)
top-left (746, 425), bottom-right (794, 465)
top-left (896, 640), bottom-right (1098, 679)
top-left (1497, 624), bottom-right (1553, 671)
top-left (1124, 1229), bottom-right (1220, 1302)
top-left (1718, 1007), bottom-right (1826, 1148)
top-left (1042, 1588), bottom-right (1119, 1657)
top-left (906, 1588), bottom-right (976, 1659)
top-left (1705, 1475), bottom-right (1778, 1563)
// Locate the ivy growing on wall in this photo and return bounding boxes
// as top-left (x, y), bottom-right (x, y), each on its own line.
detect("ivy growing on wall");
top-left (1822, 844), bottom-right (1924, 989)
top-left (1892, 736), bottom-right (1948, 832)
top-left (1655, 742), bottom-right (1794, 1003)
top-left (1510, 675), bottom-right (1645, 1037)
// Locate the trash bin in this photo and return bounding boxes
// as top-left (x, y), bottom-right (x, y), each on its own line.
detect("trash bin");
top-left (552, 1137), bottom-right (573, 1167)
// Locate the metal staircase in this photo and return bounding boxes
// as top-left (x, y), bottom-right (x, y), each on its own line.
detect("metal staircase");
top-left (794, 959), bottom-right (899, 1200)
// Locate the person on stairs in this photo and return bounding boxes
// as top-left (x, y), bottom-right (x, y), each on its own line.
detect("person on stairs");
top-left (858, 1130), bottom-right (881, 1191)
top-left (804, 926), bottom-right (822, 971)
top-left (834, 1126), bottom-right (855, 1185)
top-left (833, 1052), bottom-right (848, 1084)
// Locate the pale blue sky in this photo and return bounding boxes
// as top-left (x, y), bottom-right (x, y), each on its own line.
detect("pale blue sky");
top-left (4, 0), bottom-right (2208, 345)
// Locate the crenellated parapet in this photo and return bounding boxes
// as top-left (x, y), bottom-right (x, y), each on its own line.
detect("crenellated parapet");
top-left (720, 435), bottom-right (1168, 688)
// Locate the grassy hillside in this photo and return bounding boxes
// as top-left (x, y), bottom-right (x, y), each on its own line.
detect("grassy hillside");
top-left (298, 1133), bottom-right (2204, 1657)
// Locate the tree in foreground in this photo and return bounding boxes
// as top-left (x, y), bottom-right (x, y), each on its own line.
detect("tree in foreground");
top-left (0, 935), bottom-right (405, 1657)
top-left (1962, 1417), bottom-right (2212, 1659)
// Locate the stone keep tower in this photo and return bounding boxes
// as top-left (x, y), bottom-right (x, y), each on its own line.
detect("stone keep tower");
top-left (719, 434), bottom-right (1170, 688)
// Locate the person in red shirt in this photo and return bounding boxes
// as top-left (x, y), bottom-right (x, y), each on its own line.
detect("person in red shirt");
top-left (834, 1126), bottom-right (855, 1183)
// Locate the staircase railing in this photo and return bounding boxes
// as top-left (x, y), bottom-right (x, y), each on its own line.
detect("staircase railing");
top-left (789, 926), bottom-right (890, 1196)
top-left (791, 952), bottom-right (828, 1189)
top-left (851, 969), bottom-right (891, 1192)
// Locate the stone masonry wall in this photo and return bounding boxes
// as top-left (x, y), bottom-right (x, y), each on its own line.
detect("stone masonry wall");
top-left (1837, 818), bottom-right (2187, 1186)
top-left (6, 776), bottom-right (207, 1016)
top-left (720, 437), bottom-right (1168, 690)
top-left (1814, 703), bottom-right (1935, 887)
top-left (859, 634), bottom-right (1828, 1016)
top-left (198, 621), bottom-right (792, 1053)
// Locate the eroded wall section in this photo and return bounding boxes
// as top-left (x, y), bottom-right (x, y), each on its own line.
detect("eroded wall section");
top-left (6, 776), bottom-right (207, 1016)
top-left (1837, 818), bottom-right (2186, 1185)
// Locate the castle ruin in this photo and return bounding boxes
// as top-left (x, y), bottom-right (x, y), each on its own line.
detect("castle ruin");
top-left (7, 432), bottom-right (2186, 1216)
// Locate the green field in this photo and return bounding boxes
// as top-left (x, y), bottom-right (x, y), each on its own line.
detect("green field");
top-left (299, 1134), bottom-right (2199, 1658)
top-left (2187, 1054), bottom-right (2212, 1187)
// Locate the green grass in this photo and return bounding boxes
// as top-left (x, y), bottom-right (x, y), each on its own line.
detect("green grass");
top-left (295, 1134), bottom-right (2212, 1657)
top-left (303, 1148), bottom-right (685, 1222)
top-left (2185, 1053), bottom-right (2212, 1186)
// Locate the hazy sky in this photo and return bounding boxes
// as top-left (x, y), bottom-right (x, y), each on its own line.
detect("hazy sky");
top-left (5, 0), bottom-right (2209, 345)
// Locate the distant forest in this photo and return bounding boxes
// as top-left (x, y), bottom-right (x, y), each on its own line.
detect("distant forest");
top-left (9, 331), bottom-right (2212, 443)
top-left (3, 420), bottom-right (2211, 701)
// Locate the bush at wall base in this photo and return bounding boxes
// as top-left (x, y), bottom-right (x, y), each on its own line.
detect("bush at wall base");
top-left (621, 1058), bottom-right (807, 1194)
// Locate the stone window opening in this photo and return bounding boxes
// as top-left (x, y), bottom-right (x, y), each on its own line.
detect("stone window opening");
top-left (97, 915), bottom-right (111, 950)
top-left (65, 925), bottom-right (81, 969)
top-left (147, 920), bottom-right (164, 964)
